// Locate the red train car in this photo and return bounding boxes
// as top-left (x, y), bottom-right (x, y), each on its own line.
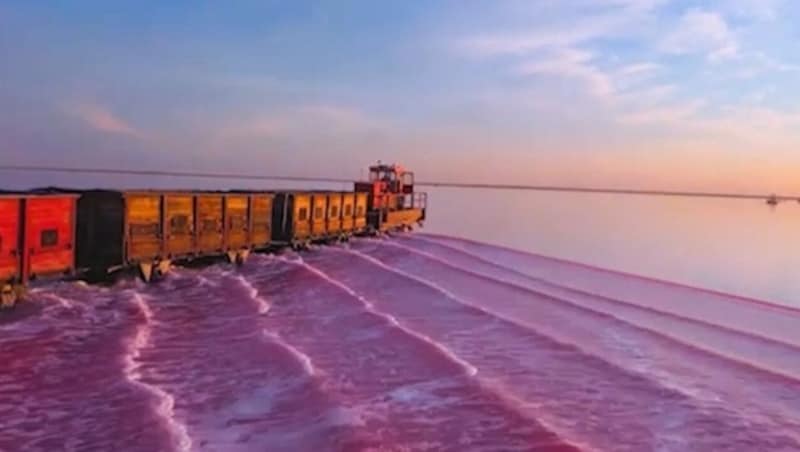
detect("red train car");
top-left (0, 193), bottom-right (78, 308)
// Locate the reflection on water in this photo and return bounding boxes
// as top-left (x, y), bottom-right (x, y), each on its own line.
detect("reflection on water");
top-left (423, 188), bottom-right (800, 307)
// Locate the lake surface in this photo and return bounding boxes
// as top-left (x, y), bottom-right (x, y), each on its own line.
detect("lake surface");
top-left (6, 238), bottom-right (800, 451)
top-left (423, 188), bottom-right (800, 307)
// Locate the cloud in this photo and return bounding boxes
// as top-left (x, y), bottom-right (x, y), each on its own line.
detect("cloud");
top-left (459, 0), bottom-right (665, 57)
top-left (517, 48), bottom-right (613, 98)
top-left (612, 62), bottom-right (663, 93)
top-left (617, 100), bottom-right (800, 165)
top-left (659, 9), bottom-right (738, 61)
top-left (214, 104), bottom-right (390, 142)
top-left (464, 17), bottom-right (621, 57)
top-left (68, 103), bottom-right (142, 137)
top-left (723, 0), bottom-right (784, 21)
top-left (713, 106), bottom-right (800, 131)
top-left (616, 83), bottom-right (676, 105)
top-left (457, 3), bottom-right (673, 104)
top-left (753, 52), bottom-right (800, 73)
top-left (619, 99), bottom-right (706, 124)
top-left (617, 62), bottom-right (661, 76)
top-left (724, 52), bottom-right (800, 79)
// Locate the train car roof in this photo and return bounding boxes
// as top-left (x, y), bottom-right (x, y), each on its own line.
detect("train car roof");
top-left (0, 188), bottom-right (80, 198)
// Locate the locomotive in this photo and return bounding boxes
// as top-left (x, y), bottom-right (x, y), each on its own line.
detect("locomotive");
top-left (0, 163), bottom-right (427, 309)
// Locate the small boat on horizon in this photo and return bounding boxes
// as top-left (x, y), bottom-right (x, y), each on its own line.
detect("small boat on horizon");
top-left (766, 194), bottom-right (779, 205)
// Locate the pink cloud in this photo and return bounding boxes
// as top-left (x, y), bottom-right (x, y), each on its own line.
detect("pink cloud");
top-left (659, 9), bottom-right (739, 61)
top-left (69, 103), bottom-right (142, 137)
top-left (517, 48), bottom-right (614, 98)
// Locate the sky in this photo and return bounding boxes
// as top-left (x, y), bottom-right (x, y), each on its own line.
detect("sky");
top-left (1, 0), bottom-right (799, 193)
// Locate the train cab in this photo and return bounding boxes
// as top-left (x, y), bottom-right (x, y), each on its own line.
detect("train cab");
top-left (355, 163), bottom-right (427, 233)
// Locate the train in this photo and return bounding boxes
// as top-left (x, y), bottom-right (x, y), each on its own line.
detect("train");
top-left (0, 163), bottom-right (427, 309)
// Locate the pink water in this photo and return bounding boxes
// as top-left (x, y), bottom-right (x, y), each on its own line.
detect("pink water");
top-left (2, 235), bottom-right (800, 451)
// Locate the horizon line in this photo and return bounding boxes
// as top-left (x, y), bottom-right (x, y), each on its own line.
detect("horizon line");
top-left (0, 164), bottom-right (797, 202)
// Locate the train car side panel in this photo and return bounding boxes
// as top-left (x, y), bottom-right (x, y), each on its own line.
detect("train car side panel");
top-left (251, 194), bottom-right (272, 248)
top-left (293, 194), bottom-right (312, 240)
top-left (311, 194), bottom-right (327, 238)
top-left (225, 194), bottom-right (250, 250)
top-left (25, 196), bottom-right (77, 279)
top-left (270, 192), bottom-right (311, 245)
top-left (195, 194), bottom-right (224, 254)
top-left (163, 194), bottom-right (195, 258)
top-left (0, 198), bottom-right (21, 285)
top-left (354, 192), bottom-right (368, 232)
top-left (381, 208), bottom-right (424, 232)
top-left (124, 193), bottom-right (162, 262)
top-left (326, 193), bottom-right (343, 236)
top-left (341, 193), bottom-right (355, 233)
top-left (76, 191), bottom-right (125, 272)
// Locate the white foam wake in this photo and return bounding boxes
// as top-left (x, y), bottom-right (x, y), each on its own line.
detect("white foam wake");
top-left (42, 292), bottom-right (75, 309)
top-left (287, 256), bottom-right (478, 378)
top-left (262, 330), bottom-right (316, 376)
top-left (230, 274), bottom-right (271, 315)
top-left (122, 290), bottom-right (193, 452)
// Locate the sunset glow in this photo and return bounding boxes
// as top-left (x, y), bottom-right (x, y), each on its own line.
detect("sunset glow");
top-left (2, 1), bottom-right (799, 193)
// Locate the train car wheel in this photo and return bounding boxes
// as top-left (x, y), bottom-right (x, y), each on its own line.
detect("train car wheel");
top-left (138, 263), bottom-right (154, 283)
top-left (236, 250), bottom-right (250, 266)
top-left (14, 284), bottom-right (26, 301)
top-left (1, 285), bottom-right (17, 309)
top-left (157, 260), bottom-right (172, 277)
